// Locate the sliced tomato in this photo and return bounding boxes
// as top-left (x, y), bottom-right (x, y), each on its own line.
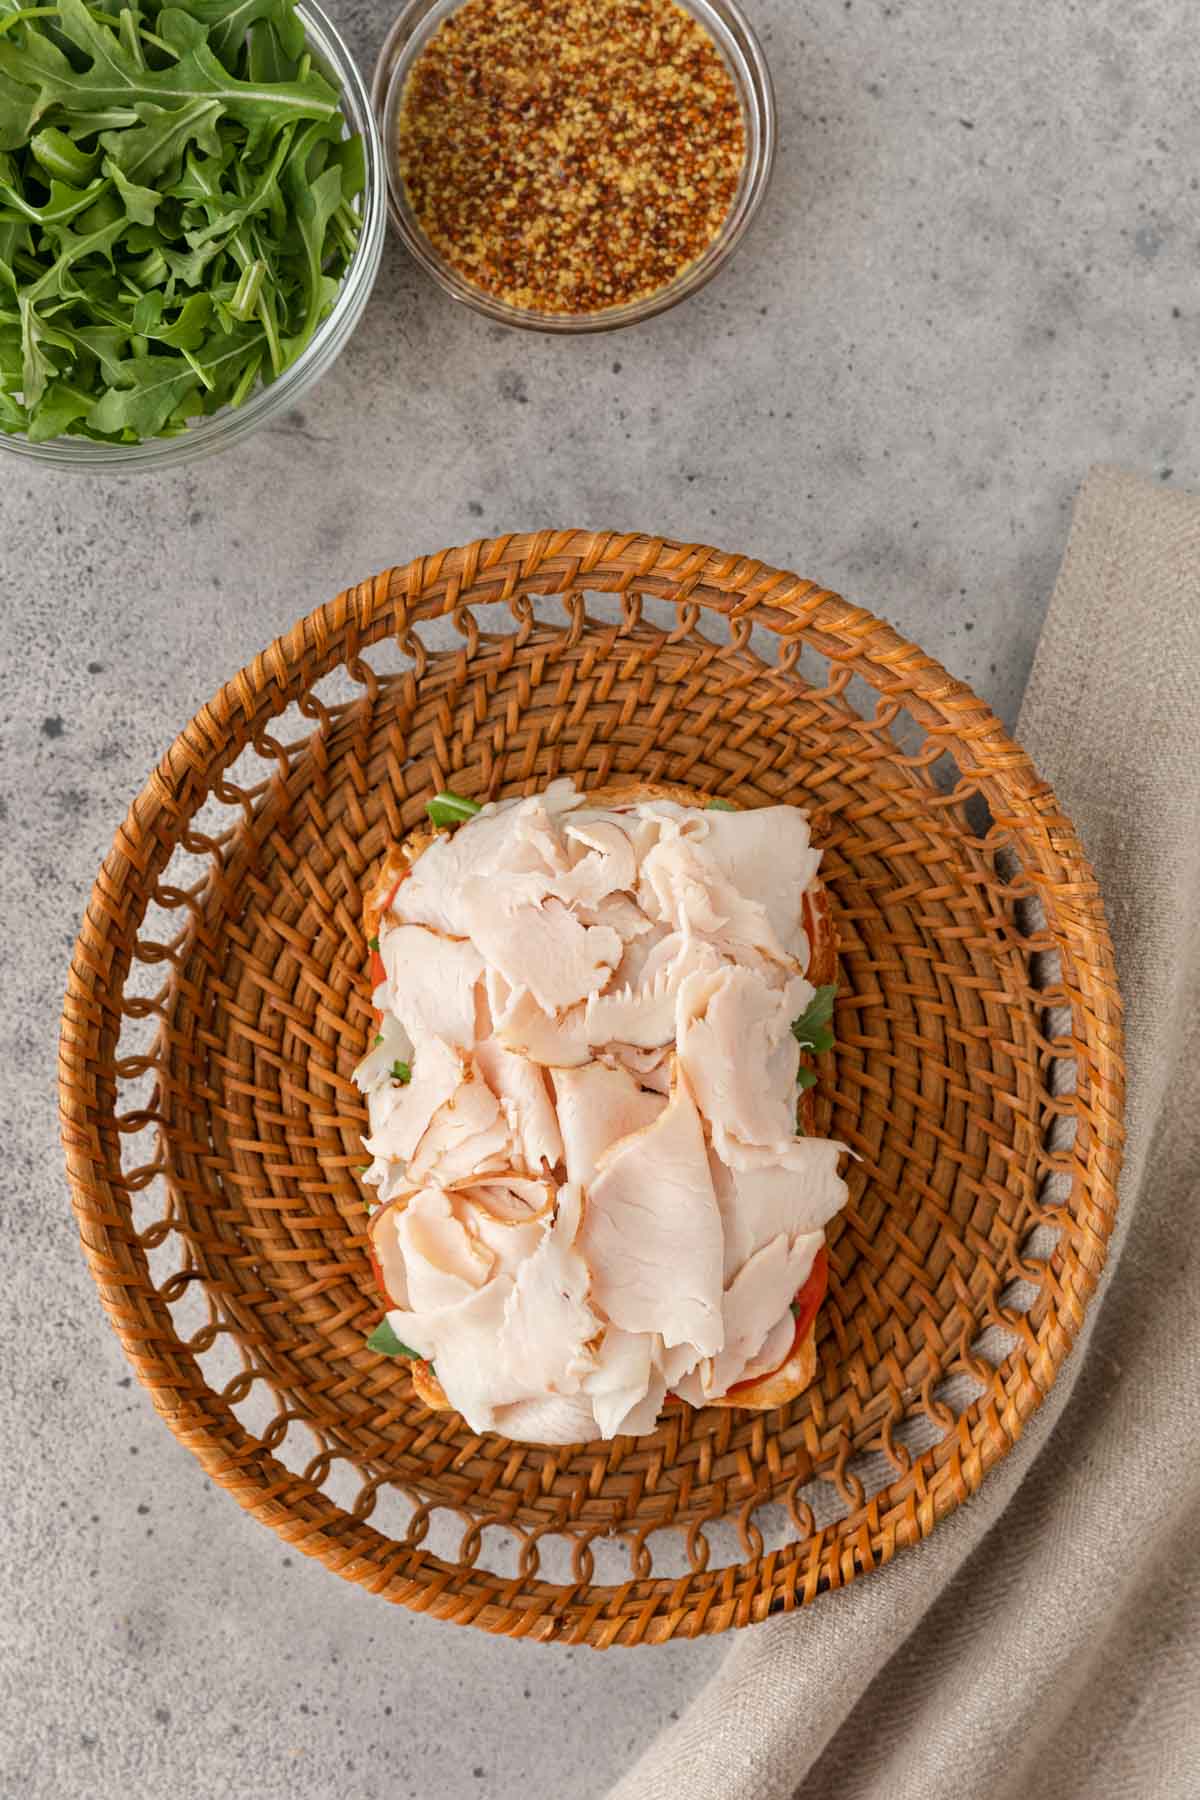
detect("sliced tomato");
top-left (725, 1245), bottom-right (828, 1396)
top-left (790, 1243), bottom-right (829, 1342)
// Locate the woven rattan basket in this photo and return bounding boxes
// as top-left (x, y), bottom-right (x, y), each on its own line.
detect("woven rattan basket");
top-left (59, 531), bottom-right (1123, 1648)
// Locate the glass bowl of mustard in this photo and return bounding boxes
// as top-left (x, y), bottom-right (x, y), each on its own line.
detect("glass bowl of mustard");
top-left (371, 0), bottom-right (776, 332)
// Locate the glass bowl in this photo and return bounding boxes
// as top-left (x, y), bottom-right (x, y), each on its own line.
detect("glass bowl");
top-left (371, 0), bottom-right (776, 333)
top-left (0, 0), bottom-right (386, 474)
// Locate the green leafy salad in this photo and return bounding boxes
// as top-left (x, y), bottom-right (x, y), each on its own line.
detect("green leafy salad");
top-left (0, 0), bottom-right (363, 442)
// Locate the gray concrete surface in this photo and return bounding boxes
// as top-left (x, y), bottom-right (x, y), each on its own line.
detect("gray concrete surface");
top-left (2, 0), bottom-right (1196, 1795)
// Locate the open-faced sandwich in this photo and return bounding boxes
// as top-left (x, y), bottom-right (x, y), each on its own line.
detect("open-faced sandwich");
top-left (354, 778), bottom-right (848, 1445)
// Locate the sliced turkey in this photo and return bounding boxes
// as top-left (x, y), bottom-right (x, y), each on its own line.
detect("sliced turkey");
top-left (363, 1036), bottom-right (465, 1166)
top-left (474, 1036), bottom-right (564, 1173)
top-left (352, 1009), bottom-right (413, 1094)
top-left (492, 986), bottom-right (591, 1066)
top-left (700, 806), bottom-right (823, 967)
top-left (495, 1183), bottom-right (600, 1397)
top-left (552, 816), bottom-right (639, 906)
top-left (675, 965), bottom-right (811, 1159)
top-left (384, 1277), bottom-right (516, 1433)
top-left (551, 1060), bottom-right (665, 1187)
top-left (583, 1327), bottom-right (666, 1438)
top-left (408, 1068), bottom-right (513, 1184)
top-left (492, 1393), bottom-right (599, 1444)
top-left (379, 924), bottom-right (483, 1051)
top-left (637, 825), bottom-right (793, 967)
top-left (459, 1180), bottom-right (551, 1275)
top-left (390, 1186), bottom-right (494, 1310)
top-left (606, 1043), bottom-right (673, 1094)
top-left (711, 1137), bottom-right (849, 1278)
top-left (360, 777), bottom-right (849, 1443)
top-left (673, 1229), bottom-right (824, 1404)
top-left (388, 798), bottom-right (526, 935)
top-left (458, 878), bottom-right (623, 1015)
top-left (582, 1069), bottom-right (724, 1356)
top-left (585, 935), bottom-right (723, 1051)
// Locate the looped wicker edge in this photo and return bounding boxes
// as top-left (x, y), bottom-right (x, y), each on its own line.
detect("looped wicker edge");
top-left (58, 531), bottom-right (1125, 1648)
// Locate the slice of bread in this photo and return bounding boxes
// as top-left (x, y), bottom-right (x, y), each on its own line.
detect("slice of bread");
top-left (364, 779), bottom-right (836, 1427)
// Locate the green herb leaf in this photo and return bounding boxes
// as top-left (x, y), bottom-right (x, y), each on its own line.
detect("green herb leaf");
top-left (426, 790), bottom-right (483, 827)
top-left (0, 171), bottom-right (108, 227)
top-left (706, 797), bottom-right (739, 811)
top-left (27, 376), bottom-right (91, 440)
top-left (283, 140), bottom-right (341, 344)
top-left (170, 0), bottom-right (307, 74)
top-left (85, 352), bottom-right (200, 438)
top-left (31, 125), bottom-right (97, 188)
top-left (791, 984), bottom-right (837, 1054)
top-left (106, 159), bottom-right (162, 228)
top-left (390, 1060), bottom-right (411, 1085)
top-left (0, 0), bottom-right (361, 444)
top-left (795, 1066), bottom-right (818, 1092)
top-left (366, 1319), bottom-right (420, 1360)
top-left (103, 98), bottom-right (225, 185)
top-left (247, 15), bottom-right (298, 84)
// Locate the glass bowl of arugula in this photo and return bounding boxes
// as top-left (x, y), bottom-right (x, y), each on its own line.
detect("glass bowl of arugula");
top-left (0, 0), bottom-right (385, 469)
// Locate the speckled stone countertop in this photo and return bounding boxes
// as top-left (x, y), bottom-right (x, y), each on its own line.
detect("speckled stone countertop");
top-left (2, 1), bottom-right (1195, 1795)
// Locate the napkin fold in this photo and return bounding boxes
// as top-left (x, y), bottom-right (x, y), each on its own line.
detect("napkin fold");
top-left (607, 468), bottom-right (1200, 1800)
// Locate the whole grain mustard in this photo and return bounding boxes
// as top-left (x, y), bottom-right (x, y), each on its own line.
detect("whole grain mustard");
top-left (397, 0), bottom-right (747, 314)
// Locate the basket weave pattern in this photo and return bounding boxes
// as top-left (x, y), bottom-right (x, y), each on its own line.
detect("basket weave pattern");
top-left (59, 532), bottom-right (1124, 1647)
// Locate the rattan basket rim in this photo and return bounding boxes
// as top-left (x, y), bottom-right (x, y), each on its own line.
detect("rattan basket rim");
top-left (59, 530), bottom-right (1126, 1647)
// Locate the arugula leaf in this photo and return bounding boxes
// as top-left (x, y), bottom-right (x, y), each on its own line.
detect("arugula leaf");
top-left (30, 124), bottom-right (97, 187)
top-left (0, 215), bottom-right (29, 283)
top-left (285, 155), bottom-right (340, 342)
top-left (366, 1319), bottom-right (420, 1360)
top-left (170, 0), bottom-right (306, 74)
top-left (183, 120), bottom-right (295, 249)
top-left (102, 97), bottom-right (225, 184)
top-left (59, 319), bottom-right (127, 383)
top-left (0, 68), bottom-right (41, 155)
top-left (792, 984), bottom-right (837, 1057)
top-left (332, 131), bottom-right (365, 204)
top-left (17, 0), bottom-right (339, 132)
top-left (19, 289), bottom-right (75, 406)
top-left (147, 292), bottom-right (212, 349)
top-left (27, 374), bottom-right (90, 439)
top-left (0, 170), bottom-right (110, 227)
top-left (0, 0), bottom-right (362, 443)
top-left (106, 158), bottom-right (164, 227)
top-left (426, 791), bottom-right (483, 827)
top-left (0, 321), bottom-right (21, 380)
top-left (85, 351), bottom-right (200, 436)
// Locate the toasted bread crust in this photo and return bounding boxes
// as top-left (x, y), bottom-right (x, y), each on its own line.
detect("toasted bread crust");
top-left (705, 1315), bottom-right (819, 1411)
top-left (365, 779), bottom-right (836, 1425)
top-left (410, 1358), bottom-right (451, 1412)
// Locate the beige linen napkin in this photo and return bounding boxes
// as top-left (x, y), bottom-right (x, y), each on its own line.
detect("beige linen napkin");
top-left (608, 467), bottom-right (1200, 1800)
